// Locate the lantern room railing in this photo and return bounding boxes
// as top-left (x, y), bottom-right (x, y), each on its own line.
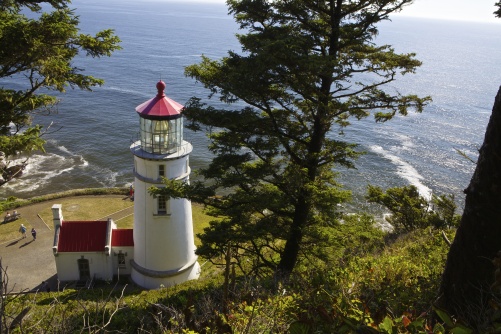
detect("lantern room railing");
top-left (130, 135), bottom-right (192, 159)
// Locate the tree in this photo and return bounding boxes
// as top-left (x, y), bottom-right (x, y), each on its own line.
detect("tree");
top-left (436, 4), bottom-right (501, 327)
top-left (367, 185), bottom-right (429, 232)
top-left (366, 185), bottom-right (460, 232)
top-left (0, 0), bottom-right (120, 185)
top-left (436, 86), bottom-right (501, 327)
top-left (154, 0), bottom-right (429, 278)
top-left (429, 193), bottom-right (461, 229)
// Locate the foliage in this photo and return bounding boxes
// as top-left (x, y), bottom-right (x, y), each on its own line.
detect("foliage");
top-left (0, 0), bottom-right (121, 186)
top-left (154, 0), bottom-right (430, 278)
top-left (311, 213), bottom-right (386, 266)
top-left (366, 185), bottom-right (461, 232)
top-left (295, 228), bottom-right (454, 333)
top-left (428, 193), bottom-right (461, 229)
top-left (348, 228), bottom-right (453, 315)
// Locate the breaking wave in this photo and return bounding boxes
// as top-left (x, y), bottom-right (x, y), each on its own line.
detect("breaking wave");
top-left (369, 145), bottom-right (432, 200)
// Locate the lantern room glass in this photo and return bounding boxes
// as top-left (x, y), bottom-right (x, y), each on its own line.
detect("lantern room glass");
top-left (140, 117), bottom-right (183, 154)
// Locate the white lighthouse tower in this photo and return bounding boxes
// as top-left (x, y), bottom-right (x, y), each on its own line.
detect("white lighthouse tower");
top-left (130, 81), bottom-right (200, 289)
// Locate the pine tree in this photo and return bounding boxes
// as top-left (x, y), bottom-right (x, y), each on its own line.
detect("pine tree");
top-left (436, 5), bottom-right (501, 327)
top-left (0, 0), bottom-right (120, 185)
top-left (153, 0), bottom-right (429, 278)
top-left (437, 86), bottom-right (501, 328)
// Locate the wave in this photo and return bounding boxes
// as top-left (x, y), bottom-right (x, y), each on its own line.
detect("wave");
top-left (0, 142), bottom-right (91, 195)
top-left (370, 145), bottom-right (432, 200)
top-left (91, 169), bottom-right (120, 188)
top-left (147, 54), bottom-right (203, 59)
top-left (54, 144), bottom-right (90, 167)
top-left (103, 86), bottom-right (151, 98)
top-left (1, 153), bottom-right (77, 193)
top-left (56, 145), bottom-right (73, 156)
top-left (393, 133), bottom-right (415, 151)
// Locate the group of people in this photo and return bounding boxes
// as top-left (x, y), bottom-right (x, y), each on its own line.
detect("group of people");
top-left (3, 210), bottom-right (19, 222)
top-left (19, 223), bottom-right (36, 240)
top-left (2, 209), bottom-right (37, 240)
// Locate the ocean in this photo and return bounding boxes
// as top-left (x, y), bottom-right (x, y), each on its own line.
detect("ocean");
top-left (2, 0), bottom-right (501, 215)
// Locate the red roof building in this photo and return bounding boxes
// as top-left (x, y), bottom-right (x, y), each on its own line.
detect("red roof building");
top-left (57, 221), bottom-right (109, 252)
top-left (112, 229), bottom-right (134, 247)
top-left (51, 203), bottom-right (135, 282)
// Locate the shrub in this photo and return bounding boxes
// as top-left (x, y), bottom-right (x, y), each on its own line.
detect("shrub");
top-left (366, 185), bottom-right (461, 232)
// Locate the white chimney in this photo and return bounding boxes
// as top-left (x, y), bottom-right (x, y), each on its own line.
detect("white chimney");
top-left (51, 204), bottom-right (63, 229)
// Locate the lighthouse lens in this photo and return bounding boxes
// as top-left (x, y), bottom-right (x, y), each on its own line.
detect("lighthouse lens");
top-left (139, 117), bottom-right (183, 154)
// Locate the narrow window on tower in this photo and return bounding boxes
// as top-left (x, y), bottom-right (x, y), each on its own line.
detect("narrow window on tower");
top-left (159, 164), bottom-right (165, 178)
top-left (158, 194), bottom-right (167, 215)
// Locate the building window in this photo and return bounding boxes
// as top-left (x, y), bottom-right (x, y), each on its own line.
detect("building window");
top-left (158, 195), bottom-right (167, 214)
top-left (118, 252), bottom-right (126, 269)
top-left (159, 164), bottom-right (165, 177)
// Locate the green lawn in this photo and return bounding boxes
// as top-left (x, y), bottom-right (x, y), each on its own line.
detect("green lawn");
top-left (37, 196), bottom-right (134, 222)
top-left (0, 196), bottom-right (212, 244)
top-left (0, 216), bottom-right (28, 242)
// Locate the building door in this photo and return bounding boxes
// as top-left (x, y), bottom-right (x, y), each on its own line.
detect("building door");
top-left (78, 259), bottom-right (90, 280)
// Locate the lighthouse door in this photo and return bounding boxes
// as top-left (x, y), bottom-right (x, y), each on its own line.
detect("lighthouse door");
top-left (78, 258), bottom-right (90, 280)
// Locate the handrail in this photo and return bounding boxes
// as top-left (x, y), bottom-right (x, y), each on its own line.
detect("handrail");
top-left (130, 139), bottom-right (193, 160)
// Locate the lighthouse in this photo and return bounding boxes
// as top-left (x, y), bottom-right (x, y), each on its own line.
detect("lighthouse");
top-left (130, 81), bottom-right (200, 289)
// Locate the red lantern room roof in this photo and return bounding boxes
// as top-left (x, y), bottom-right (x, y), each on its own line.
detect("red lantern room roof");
top-left (135, 81), bottom-right (183, 120)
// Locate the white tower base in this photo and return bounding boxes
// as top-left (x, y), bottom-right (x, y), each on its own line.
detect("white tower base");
top-left (131, 259), bottom-right (200, 289)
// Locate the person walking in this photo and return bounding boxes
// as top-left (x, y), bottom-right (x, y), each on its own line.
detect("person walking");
top-left (19, 223), bottom-right (26, 238)
top-left (31, 227), bottom-right (37, 240)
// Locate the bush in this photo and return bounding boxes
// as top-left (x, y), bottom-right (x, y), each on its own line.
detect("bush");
top-left (366, 185), bottom-right (461, 232)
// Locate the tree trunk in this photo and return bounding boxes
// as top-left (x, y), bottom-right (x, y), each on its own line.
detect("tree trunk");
top-left (277, 195), bottom-right (309, 276)
top-left (437, 86), bottom-right (501, 326)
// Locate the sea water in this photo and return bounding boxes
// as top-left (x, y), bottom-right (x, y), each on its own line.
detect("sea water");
top-left (2, 0), bottom-right (501, 215)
